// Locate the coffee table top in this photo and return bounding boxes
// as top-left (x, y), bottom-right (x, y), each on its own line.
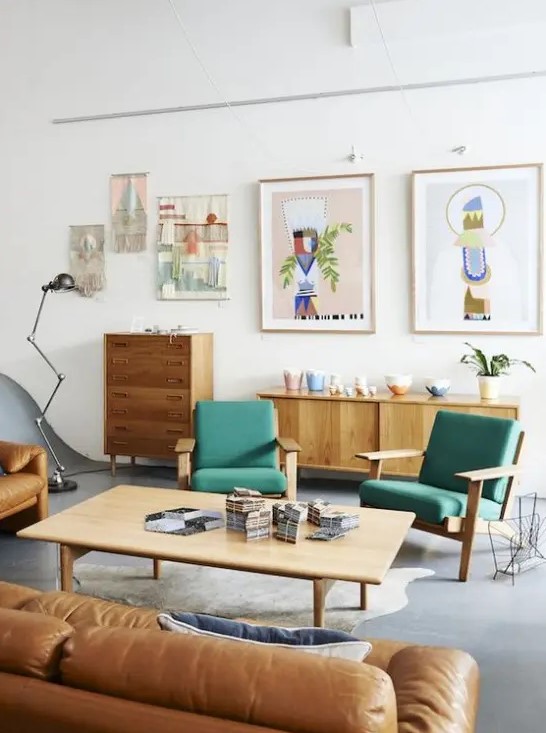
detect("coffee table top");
top-left (18, 486), bottom-right (414, 584)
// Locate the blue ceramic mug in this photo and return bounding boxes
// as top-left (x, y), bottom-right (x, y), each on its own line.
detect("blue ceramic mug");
top-left (306, 370), bottom-right (325, 392)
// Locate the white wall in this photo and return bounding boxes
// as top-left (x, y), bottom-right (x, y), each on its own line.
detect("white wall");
top-left (1, 0), bottom-right (546, 491)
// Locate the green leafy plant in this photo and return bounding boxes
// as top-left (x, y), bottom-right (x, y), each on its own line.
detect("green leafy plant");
top-left (279, 222), bottom-right (352, 292)
top-left (460, 342), bottom-right (536, 376)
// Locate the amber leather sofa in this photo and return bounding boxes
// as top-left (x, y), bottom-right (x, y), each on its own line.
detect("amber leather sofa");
top-left (0, 581), bottom-right (479, 733)
top-left (0, 441), bottom-right (48, 530)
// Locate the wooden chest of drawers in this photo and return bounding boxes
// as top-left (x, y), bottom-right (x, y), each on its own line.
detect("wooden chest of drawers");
top-left (104, 333), bottom-right (213, 472)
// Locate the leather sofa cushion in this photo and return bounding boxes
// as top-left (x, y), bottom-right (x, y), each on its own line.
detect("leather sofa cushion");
top-left (0, 671), bottom-right (280, 733)
top-left (0, 581), bottom-right (43, 610)
top-left (22, 591), bottom-right (159, 630)
top-left (0, 608), bottom-right (73, 680)
top-left (61, 625), bottom-right (398, 733)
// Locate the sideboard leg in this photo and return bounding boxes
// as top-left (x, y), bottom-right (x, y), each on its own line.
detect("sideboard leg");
top-left (110, 455), bottom-right (116, 476)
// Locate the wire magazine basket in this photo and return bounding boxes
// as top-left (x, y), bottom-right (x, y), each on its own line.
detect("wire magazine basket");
top-left (489, 493), bottom-right (546, 584)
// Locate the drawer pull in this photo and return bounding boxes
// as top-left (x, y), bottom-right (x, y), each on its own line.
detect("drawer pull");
top-left (112, 409), bottom-right (128, 415)
top-left (167, 412), bottom-right (183, 418)
top-left (112, 440), bottom-right (128, 446)
top-left (112, 358), bottom-right (128, 365)
top-left (115, 426), bottom-right (128, 431)
top-left (111, 342), bottom-right (128, 348)
top-left (166, 395), bottom-right (183, 401)
top-left (168, 444), bottom-right (176, 449)
top-left (112, 375), bottom-right (128, 381)
top-left (112, 391), bottom-right (128, 398)
top-left (167, 429), bottom-right (185, 434)
top-left (167, 360), bottom-right (184, 366)
top-left (166, 378), bottom-right (182, 384)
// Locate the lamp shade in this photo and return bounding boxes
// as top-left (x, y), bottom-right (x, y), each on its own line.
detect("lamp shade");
top-left (43, 273), bottom-right (76, 293)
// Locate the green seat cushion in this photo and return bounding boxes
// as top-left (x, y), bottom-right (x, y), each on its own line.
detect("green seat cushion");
top-left (192, 467), bottom-right (287, 495)
top-left (194, 401), bottom-right (277, 470)
top-left (360, 479), bottom-right (502, 525)
top-left (419, 410), bottom-right (521, 503)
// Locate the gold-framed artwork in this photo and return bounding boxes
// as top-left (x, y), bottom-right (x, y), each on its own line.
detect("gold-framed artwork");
top-left (259, 173), bottom-right (376, 333)
top-left (412, 163), bottom-right (543, 335)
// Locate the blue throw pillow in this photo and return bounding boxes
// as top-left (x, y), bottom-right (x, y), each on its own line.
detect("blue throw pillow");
top-left (157, 611), bottom-right (371, 662)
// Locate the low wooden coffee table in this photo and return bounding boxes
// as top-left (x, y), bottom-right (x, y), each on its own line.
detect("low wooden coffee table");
top-left (18, 485), bottom-right (414, 627)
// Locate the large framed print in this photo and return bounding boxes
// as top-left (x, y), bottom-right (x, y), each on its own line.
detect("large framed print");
top-left (260, 174), bottom-right (375, 332)
top-left (412, 164), bottom-right (543, 335)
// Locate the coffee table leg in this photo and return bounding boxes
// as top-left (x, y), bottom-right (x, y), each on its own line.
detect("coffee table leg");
top-left (60, 545), bottom-right (75, 592)
top-left (360, 582), bottom-right (367, 610)
top-left (313, 579), bottom-right (325, 627)
top-left (153, 559), bottom-right (161, 579)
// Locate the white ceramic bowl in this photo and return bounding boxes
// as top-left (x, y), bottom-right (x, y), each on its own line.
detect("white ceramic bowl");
top-left (385, 374), bottom-right (412, 396)
top-left (424, 378), bottom-right (451, 397)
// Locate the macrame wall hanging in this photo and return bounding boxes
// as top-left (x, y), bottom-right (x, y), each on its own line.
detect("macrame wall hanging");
top-left (110, 172), bottom-right (148, 253)
top-left (69, 224), bottom-right (106, 297)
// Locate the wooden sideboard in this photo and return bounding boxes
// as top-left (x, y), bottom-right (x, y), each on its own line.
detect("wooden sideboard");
top-left (104, 333), bottom-right (213, 473)
top-left (257, 388), bottom-right (520, 477)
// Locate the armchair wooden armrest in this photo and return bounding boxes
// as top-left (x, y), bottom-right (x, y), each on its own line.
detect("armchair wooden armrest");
top-left (355, 449), bottom-right (425, 462)
top-left (175, 438), bottom-right (195, 454)
top-left (276, 437), bottom-right (300, 502)
top-left (455, 464), bottom-right (520, 481)
top-left (276, 437), bottom-right (301, 453)
top-left (175, 438), bottom-right (195, 490)
top-left (355, 448), bottom-right (425, 481)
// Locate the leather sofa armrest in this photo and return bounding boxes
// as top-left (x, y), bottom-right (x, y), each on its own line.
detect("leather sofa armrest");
top-left (387, 646), bottom-right (479, 733)
top-left (0, 441), bottom-right (47, 475)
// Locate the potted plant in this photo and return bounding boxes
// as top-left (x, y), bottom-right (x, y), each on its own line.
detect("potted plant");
top-left (460, 342), bottom-right (535, 399)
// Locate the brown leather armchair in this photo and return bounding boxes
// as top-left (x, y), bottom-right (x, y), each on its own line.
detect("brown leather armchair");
top-left (0, 441), bottom-right (48, 530)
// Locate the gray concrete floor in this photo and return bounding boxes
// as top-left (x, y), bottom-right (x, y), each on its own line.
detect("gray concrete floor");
top-left (1, 466), bottom-right (544, 733)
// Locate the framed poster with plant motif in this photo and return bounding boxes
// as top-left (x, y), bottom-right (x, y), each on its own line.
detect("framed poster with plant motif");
top-left (260, 174), bottom-right (375, 332)
top-left (412, 163), bottom-right (543, 334)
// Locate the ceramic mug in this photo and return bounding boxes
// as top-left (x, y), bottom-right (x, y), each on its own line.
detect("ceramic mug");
top-left (330, 373), bottom-right (342, 386)
top-left (355, 375), bottom-right (367, 387)
top-left (283, 368), bottom-right (303, 391)
top-left (306, 370), bottom-right (326, 392)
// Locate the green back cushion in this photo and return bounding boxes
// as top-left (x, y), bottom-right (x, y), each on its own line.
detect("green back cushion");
top-left (419, 410), bottom-right (521, 503)
top-left (194, 401), bottom-right (277, 470)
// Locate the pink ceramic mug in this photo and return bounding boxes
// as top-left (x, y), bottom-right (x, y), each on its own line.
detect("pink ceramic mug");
top-left (283, 369), bottom-right (303, 390)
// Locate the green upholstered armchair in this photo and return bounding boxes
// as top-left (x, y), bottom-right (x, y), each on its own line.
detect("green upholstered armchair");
top-left (356, 410), bottom-right (524, 582)
top-left (175, 400), bottom-right (301, 500)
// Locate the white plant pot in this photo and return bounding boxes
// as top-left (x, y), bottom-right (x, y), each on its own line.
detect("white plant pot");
top-left (478, 376), bottom-right (501, 400)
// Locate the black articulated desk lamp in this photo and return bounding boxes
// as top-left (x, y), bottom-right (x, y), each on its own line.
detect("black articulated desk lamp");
top-left (27, 273), bottom-right (78, 492)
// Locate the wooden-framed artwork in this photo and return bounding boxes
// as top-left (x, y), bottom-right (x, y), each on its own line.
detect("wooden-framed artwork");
top-left (412, 163), bottom-right (543, 335)
top-left (259, 174), bottom-right (375, 333)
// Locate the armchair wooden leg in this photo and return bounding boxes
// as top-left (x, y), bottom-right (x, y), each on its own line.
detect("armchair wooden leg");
top-left (284, 451), bottom-right (298, 501)
top-left (459, 479), bottom-right (483, 582)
